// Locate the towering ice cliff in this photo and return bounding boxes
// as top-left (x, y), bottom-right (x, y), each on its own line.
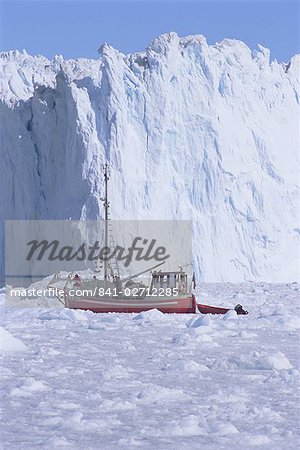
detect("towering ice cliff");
top-left (0, 33), bottom-right (299, 281)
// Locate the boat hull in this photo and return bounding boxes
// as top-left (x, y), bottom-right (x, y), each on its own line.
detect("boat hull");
top-left (64, 294), bottom-right (197, 314)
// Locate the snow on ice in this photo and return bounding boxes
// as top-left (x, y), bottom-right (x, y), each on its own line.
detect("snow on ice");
top-left (0, 283), bottom-right (299, 449)
top-left (0, 33), bottom-right (299, 282)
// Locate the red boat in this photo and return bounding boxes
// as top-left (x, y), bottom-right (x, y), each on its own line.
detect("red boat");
top-left (64, 291), bottom-right (197, 314)
top-left (49, 269), bottom-right (197, 314)
top-left (47, 165), bottom-right (247, 316)
top-left (197, 303), bottom-right (248, 315)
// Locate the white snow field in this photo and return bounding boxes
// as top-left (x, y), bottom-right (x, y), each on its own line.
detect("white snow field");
top-left (0, 283), bottom-right (299, 449)
top-left (0, 33), bottom-right (299, 282)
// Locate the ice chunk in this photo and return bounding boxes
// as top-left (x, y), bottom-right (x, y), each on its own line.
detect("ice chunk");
top-left (0, 327), bottom-right (28, 352)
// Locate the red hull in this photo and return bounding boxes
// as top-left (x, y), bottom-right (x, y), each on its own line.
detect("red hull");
top-left (65, 294), bottom-right (197, 314)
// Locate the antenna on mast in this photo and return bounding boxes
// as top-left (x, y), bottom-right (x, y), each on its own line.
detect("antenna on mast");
top-left (101, 163), bottom-right (110, 281)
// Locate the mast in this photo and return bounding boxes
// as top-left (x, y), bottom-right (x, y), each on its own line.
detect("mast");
top-left (103, 163), bottom-right (109, 281)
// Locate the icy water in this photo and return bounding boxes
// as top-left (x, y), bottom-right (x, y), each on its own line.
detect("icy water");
top-left (0, 283), bottom-right (299, 449)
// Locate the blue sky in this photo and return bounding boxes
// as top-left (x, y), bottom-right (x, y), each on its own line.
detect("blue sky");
top-left (0, 0), bottom-right (299, 62)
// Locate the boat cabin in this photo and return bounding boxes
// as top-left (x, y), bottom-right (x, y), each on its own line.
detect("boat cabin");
top-left (150, 270), bottom-right (188, 294)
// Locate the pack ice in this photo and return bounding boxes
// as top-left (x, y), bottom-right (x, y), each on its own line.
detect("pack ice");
top-left (0, 283), bottom-right (299, 448)
top-left (0, 33), bottom-right (299, 282)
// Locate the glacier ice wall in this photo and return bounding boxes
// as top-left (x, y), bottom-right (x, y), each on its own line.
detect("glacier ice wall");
top-left (0, 33), bottom-right (299, 281)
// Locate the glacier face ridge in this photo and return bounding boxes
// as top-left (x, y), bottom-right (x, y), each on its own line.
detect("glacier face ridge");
top-left (0, 33), bottom-right (299, 282)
